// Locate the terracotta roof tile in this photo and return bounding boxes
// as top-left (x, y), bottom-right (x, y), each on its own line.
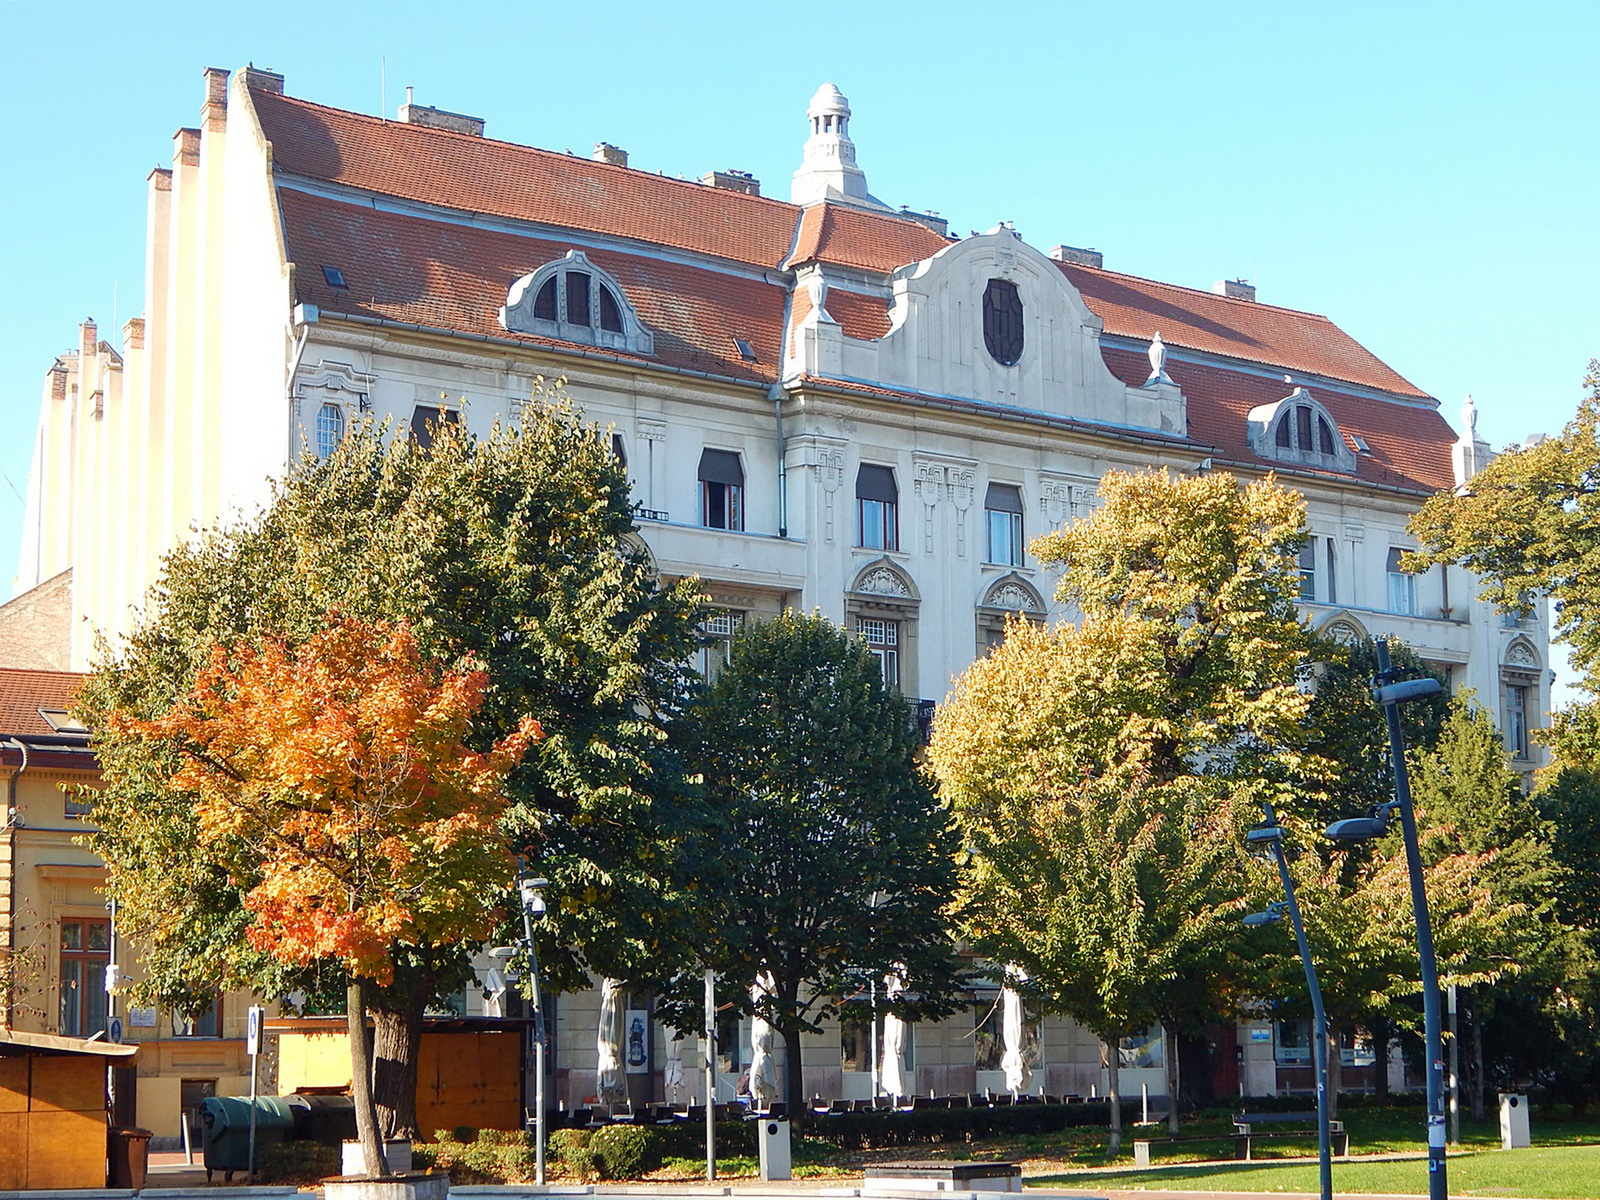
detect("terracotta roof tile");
top-left (1062, 263), bottom-right (1429, 399)
top-left (281, 189), bottom-right (786, 385)
top-left (1098, 346), bottom-right (1455, 493)
top-left (825, 290), bottom-right (892, 340)
top-left (785, 203), bottom-right (952, 273)
top-left (0, 668), bottom-right (85, 739)
top-left (253, 89), bottom-right (803, 269)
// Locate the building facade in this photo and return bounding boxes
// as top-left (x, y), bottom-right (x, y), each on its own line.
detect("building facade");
top-left (7, 67), bottom-right (1550, 1108)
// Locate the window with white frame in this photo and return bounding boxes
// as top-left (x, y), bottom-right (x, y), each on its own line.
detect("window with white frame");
top-left (698, 609), bottom-right (745, 679)
top-left (699, 449), bottom-right (745, 531)
top-left (856, 465), bottom-right (899, 551)
top-left (1505, 681), bottom-right (1530, 759)
top-left (1297, 536), bottom-right (1337, 604)
top-left (58, 919), bottom-right (109, 1038)
top-left (857, 617), bottom-right (899, 688)
top-left (1386, 547), bottom-right (1417, 615)
top-left (985, 483), bottom-right (1025, 566)
top-left (316, 403), bottom-right (345, 458)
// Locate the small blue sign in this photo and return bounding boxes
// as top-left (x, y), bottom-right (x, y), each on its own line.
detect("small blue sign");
top-left (108, 1017), bottom-right (124, 1044)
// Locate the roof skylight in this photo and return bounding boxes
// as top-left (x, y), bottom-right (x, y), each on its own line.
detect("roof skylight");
top-left (322, 265), bottom-right (349, 289)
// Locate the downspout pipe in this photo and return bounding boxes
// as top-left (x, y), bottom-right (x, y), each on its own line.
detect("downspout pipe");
top-left (3, 737), bottom-right (31, 1029)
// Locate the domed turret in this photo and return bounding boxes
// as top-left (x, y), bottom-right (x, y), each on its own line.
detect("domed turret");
top-left (791, 82), bottom-right (885, 209)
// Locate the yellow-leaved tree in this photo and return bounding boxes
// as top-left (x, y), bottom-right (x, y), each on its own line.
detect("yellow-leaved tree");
top-left (110, 616), bottom-right (541, 1176)
top-left (931, 469), bottom-right (1313, 1149)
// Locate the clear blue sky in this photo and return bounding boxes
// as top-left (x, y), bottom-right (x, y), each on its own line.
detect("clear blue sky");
top-left (1, 0), bottom-right (1595, 675)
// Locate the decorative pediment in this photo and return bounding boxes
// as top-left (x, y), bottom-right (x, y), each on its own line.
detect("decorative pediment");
top-left (1316, 612), bottom-right (1369, 644)
top-left (1504, 636), bottom-right (1542, 670)
top-left (851, 557), bottom-right (919, 600)
top-left (980, 573), bottom-right (1045, 614)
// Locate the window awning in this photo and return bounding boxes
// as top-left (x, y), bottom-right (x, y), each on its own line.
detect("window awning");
top-left (698, 448), bottom-right (744, 486)
top-left (985, 483), bottom-right (1023, 513)
top-left (856, 464), bottom-right (897, 502)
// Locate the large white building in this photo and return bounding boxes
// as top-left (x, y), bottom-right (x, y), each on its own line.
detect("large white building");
top-left (4, 66), bottom-right (1550, 1115)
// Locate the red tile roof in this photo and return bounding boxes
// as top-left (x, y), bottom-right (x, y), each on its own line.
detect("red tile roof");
top-left (1097, 347), bottom-right (1455, 493)
top-left (786, 203), bottom-right (952, 273)
top-left (0, 668), bottom-right (85, 739)
top-left (826, 290), bottom-right (893, 340)
top-left (281, 189), bottom-right (786, 385)
top-left (253, 89), bottom-right (803, 270)
top-left (1062, 263), bottom-right (1429, 399)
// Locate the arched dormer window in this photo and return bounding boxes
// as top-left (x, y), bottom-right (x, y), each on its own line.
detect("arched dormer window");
top-left (499, 250), bottom-right (655, 355)
top-left (1246, 387), bottom-right (1357, 473)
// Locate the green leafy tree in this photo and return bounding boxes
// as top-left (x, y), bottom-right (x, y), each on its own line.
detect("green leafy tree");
top-left (77, 397), bottom-right (706, 1136)
top-left (656, 611), bottom-right (963, 1123)
top-left (932, 468), bottom-right (1312, 1149)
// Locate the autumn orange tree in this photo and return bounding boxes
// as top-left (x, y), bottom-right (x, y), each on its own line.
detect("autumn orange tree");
top-left (115, 616), bottom-right (540, 1176)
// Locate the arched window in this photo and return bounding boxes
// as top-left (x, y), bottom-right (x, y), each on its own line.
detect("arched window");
top-left (1247, 388), bottom-right (1357, 473)
top-left (316, 402), bottom-right (345, 458)
top-left (499, 250), bottom-right (654, 355)
top-left (982, 279), bottom-right (1024, 366)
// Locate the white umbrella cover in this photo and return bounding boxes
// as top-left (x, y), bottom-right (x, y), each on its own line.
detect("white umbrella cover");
top-left (1001, 966), bottom-right (1031, 1095)
top-left (748, 972), bottom-right (779, 1108)
top-left (597, 977), bottom-right (627, 1105)
top-left (880, 969), bottom-right (907, 1100)
top-left (664, 1037), bottom-right (686, 1103)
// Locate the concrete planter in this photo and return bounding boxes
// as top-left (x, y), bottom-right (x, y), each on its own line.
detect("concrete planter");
top-left (340, 1140), bottom-right (414, 1176)
top-left (323, 1170), bottom-right (447, 1200)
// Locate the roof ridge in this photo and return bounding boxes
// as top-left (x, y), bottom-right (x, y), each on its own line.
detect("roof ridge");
top-left (252, 87), bottom-right (806, 217)
top-left (1064, 260), bottom-right (1336, 324)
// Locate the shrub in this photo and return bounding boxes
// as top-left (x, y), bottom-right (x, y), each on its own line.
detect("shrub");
top-left (550, 1128), bottom-right (598, 1181)
top-left (589, 1124), bottom-right (662, 1179)
top-left (256, 1139), bottom-right (339, 1183)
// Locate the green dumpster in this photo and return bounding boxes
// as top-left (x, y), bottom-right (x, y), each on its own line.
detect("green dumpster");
top-left (199, 1095), bottom-right (295, 1179)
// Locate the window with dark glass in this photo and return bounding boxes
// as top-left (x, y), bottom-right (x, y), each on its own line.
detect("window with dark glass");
top-left (610, 432), bottom-right (627, 468)
top-left (1505, 682), bottom-right (1529, 758)
top-left (699, 449), bottom-right (745, 531)
top-left (985, 483), bottom-right (1024, 565)
top-left (599, 286), bottom-right (624, 333)
top-left (566, 272), bottom-right (592, 326)
top-left (982, 279), bottom-right (1024, 366)
top-left (856, 464), bottom-right (898, 551)
top-left (533, 278), bottom-right (558, 321)
top-left (1275, 404), bottom-right (1341, 459)
top-left (410, 405), bottom-right (460, 450)
top-left (59, 919), bottom-right (110, 1038)
top-left (175, 995), bottom-right (222, 1038)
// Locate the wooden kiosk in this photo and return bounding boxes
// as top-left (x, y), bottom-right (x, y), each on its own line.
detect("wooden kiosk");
top-left (0, 1028), bottom-right (140, 1189)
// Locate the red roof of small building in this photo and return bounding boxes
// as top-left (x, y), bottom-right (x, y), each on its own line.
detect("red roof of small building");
top-left (0, 668), bottom-right (85, 739)
top-left (786, 204), bottom-right (953, 273)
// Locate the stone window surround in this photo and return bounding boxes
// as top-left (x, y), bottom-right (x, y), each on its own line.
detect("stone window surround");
top-left (499, 249), bottom-right (655, 356)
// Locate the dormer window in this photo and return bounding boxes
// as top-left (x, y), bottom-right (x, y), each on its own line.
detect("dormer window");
top-left (1247, 387), bottom-right (1357, 473)
top-left (499, 250), bottom-right (654, 355)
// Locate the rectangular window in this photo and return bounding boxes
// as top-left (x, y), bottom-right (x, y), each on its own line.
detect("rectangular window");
top-left (1275, 1019), bottom-right (1312, 1065)
top-left (1119, 1027), bottom-right (1165, 1069)
top-left (1505, 682), bottom-right (1530, 758)
top-left (841, 1018), bottom-right (873, 1071)
top-left (59, 919), bottom-right (110, 1038)
top-left (857, 618), bottom-right (899, 688)
top-left (409, 405), bottom-right (459, 451)
top-left (1298, 540), bottom-right (1318, 601)
top-left (1386, 547), bottom-right (1417, 615)
top-left (985, 484), bottom-right (1025, 566)
top-left (175, 995), bottom-right (222, 1038)
top-left (1327, 538), bottom-right (1338, 605)
top-left (698, 449), bottom-right (745, 531)
top-left (856, 465), bottom-right (899, 551)
top-left (698, 609), bottom-right (745, 679)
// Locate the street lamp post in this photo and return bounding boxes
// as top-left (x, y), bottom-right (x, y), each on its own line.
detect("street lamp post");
top-left (497, 862), bottom-right (550, 1186)
top-left (1243, 805), bottom-right (1331, 1200)
top-left (1326, 637), bottom-right (1447, 1200)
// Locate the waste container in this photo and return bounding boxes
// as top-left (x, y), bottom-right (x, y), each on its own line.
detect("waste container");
top-left (199, 1095), bottom-right (296, 1179)
top-left (1499, 1092), bottom-right (1531, 1149)
top-left (287, 1092), bottom-right (359, 1146)
top-left (108, 1127), bottom-right (154, 1189)
top-left (757, 1115), bottom-right (791, 1181)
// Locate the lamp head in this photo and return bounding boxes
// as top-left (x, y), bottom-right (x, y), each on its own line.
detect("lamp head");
top-left (1242, 903), bottom-right (1287, 927)
top-left (489, 945), bottom-right (518, 961)
top-left (1372, 677), bottom-right (1443, 707)
top-left (1326, 815), bottom-right (1391, 842)
top-left (519, 875), bottom-right (549, 916)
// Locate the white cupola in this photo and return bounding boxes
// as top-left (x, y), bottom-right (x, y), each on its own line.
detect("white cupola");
top-left (790, 82), bottom-right (887, 209)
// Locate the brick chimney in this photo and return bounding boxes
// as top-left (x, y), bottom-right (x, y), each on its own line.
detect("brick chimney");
top-left (397, 87), bottom-right (485, 137)
top-left (1213, 278), bottom-right (1256, 302)
top-left (700, 169), bottom-right (760, 196)
top-left (593, 143), bottom-right (628, 167)
top-left (242, 65), bottom-right (284, 95)
top-left (1050, 245), bottom-right (1104, 269)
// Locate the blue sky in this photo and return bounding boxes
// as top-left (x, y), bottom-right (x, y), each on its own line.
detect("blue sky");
top-left (1, 0), bottom-right (1595, 687)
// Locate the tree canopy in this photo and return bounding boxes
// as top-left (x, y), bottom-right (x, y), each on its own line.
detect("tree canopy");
top-left (658, 610), bottom-right (963, 1120)
top-left (78, 397), bottom-right (707, 1135)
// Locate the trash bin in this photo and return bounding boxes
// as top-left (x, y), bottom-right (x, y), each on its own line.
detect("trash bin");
top-left (287, 1092), bottom-right (358, 1145)
top-left (108, 1127), bottom-right (154, 1189)
top-left (1499, 1092), bottom-right (1531, 1149)
top-left (757, 1115), bottom-right (791, 1181)
top-left (199, 1095), bottom-right (296, 1179)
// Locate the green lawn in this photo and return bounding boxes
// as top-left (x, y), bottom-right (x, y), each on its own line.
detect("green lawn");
top-left (1031, 1143), bottom-right (1600, 1198)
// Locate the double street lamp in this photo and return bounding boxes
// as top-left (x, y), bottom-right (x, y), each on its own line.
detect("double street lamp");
top-left (1243, 806), bottom-right (1331, 1200)
top-left (492, 862), bottom-right (550, 1186)
top-left (1325, 638), bottom-right (1448, 1200)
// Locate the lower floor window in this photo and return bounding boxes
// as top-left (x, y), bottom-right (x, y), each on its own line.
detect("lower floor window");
top-left (59, 919), bottom-right (110, 1038)
top-left (857, 618), bottom-right (899, 688)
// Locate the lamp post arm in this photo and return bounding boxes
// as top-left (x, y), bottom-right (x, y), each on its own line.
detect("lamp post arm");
top-left (1271, 837), bottom-right (1331, 1200)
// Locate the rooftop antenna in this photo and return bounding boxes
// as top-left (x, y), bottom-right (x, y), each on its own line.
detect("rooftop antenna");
top-left (381, 56), bottom-right (386, 122)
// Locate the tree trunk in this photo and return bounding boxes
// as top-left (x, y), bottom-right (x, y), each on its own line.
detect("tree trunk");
top-left (1370, 1015), bottom-right (1391, 1103)
top-left (782, 1023), bottom-right (807, 1129)
top-left (1469, 992), bottom-right (1486, 1122)
top-left (347, 979), bottom-right (390, 1178)
top-left (1102, 1036), bottom-right (1123, 1157)
top-left (1325, 1025), bottom-right (1342, 1121)
top-left (1164, 1023), bottom-right (1181, 1134)
top-left (372, 1002), bottom-right (424, 1139)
